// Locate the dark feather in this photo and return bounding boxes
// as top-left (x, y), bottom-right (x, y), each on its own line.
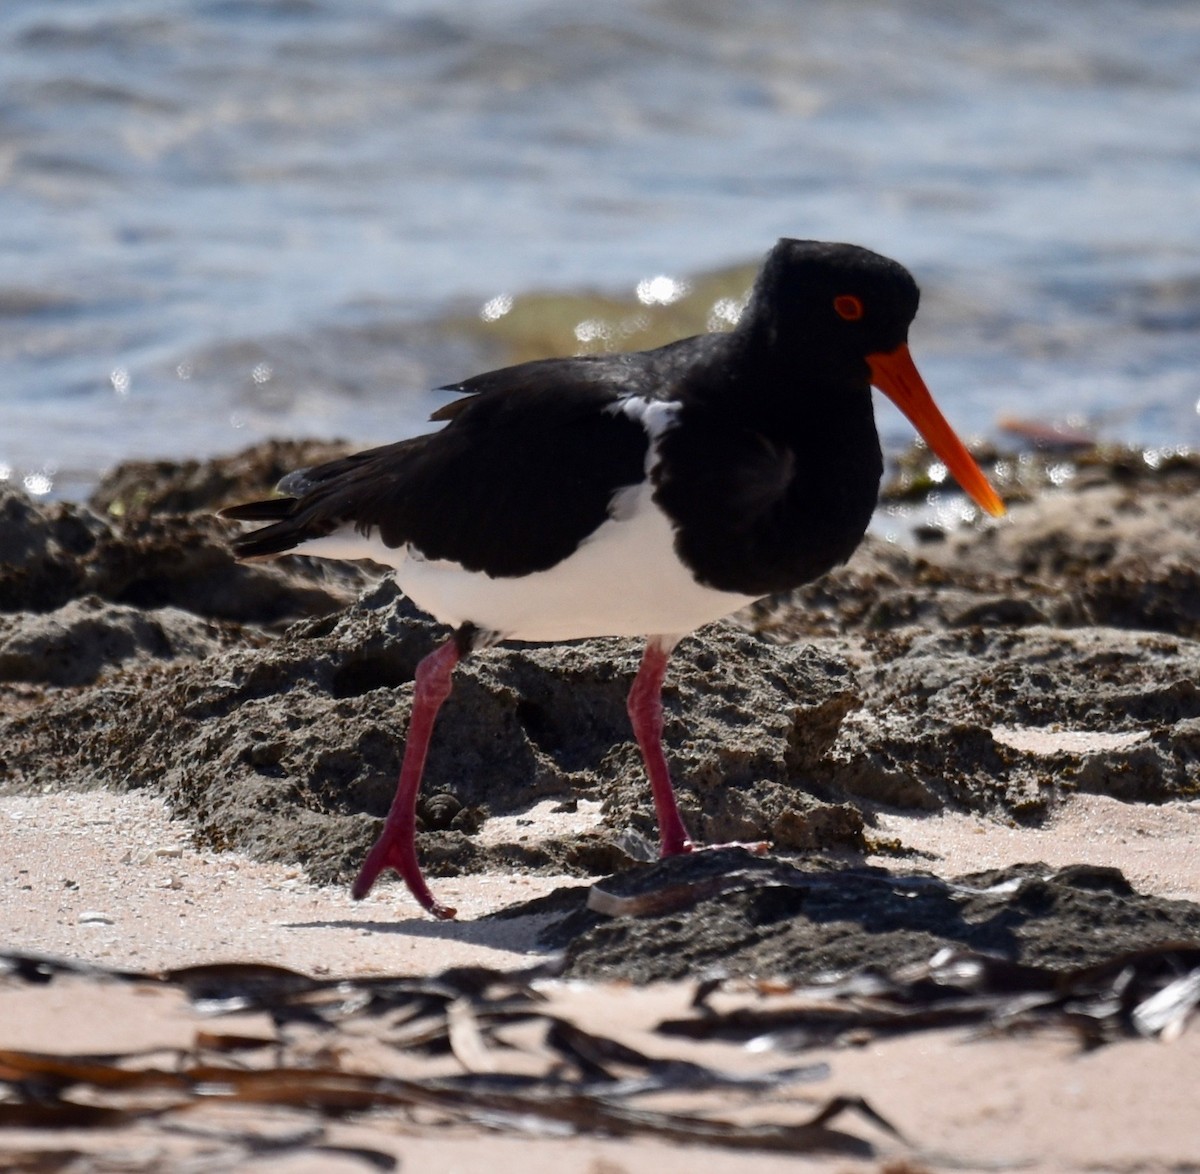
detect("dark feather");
top-left (222, 373), bottom-right (654, 576)
top-left (430, 335), bottom-right (723, 422)
top-left (220, 498), bottom-right (295, 523)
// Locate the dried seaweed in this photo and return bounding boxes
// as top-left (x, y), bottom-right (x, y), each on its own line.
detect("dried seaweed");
top-left (665, 943), bottom-right (1200, 1050)
top-left (0, 950), bottom-right (886, 1159)
top-left (1, 941), bottom-right (1196, 1167)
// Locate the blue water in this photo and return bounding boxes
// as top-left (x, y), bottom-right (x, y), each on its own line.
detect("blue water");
top-left (3, 0), bottom-right (1199, 499)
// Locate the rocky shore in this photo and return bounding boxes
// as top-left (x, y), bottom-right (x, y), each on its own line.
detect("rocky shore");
top-left (2, 441), bottom-right (1198, 981)
top-left (3, 440), bottom-right (1200, 1170)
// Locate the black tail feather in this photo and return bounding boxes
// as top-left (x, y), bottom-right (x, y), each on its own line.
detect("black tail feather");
top-left (219, 440), bottom-right (418, 561)
top-left (229, 524), bottom-right (316, 559)
top-left (221, 495), bottom-right (338, 560)
top-left (219, 497), bottom-right (296, 523)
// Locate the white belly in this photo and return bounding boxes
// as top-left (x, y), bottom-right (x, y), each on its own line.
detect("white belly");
top-left (289, 396), bottom-right (760, 641)
top-left (295, 480), bottom-right (759, 642)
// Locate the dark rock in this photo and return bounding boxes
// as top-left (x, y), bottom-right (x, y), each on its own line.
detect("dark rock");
top-left (0, 487), bottom-right (107, 612)
top-left (1, 443), bottom-right (1199, 972)
top-left (89, 438), bottom-right (356, 519)
top-left (519, 853), bottom-right (1200, 983)
top-left (0, 484), bottom-right (368, 625)
top-left (0, 580), bottom-right (861, 883)
top-left (0, 596), bottom-right (230, 686)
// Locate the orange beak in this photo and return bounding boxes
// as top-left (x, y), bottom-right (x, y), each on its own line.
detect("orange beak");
top-left (867, 344), bottom-right (1005, 518)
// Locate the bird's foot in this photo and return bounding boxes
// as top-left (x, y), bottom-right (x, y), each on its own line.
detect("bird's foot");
top-left (351, 834), bottom-right (457, 920)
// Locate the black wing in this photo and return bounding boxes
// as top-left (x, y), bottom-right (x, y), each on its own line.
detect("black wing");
top-left (221, 349), bottom-right (710, 577)
top-left (430, 333), bottom-right (724, 420)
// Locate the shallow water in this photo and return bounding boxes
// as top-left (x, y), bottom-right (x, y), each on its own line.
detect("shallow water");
top-left (2, 0), bottom-right (1199, 499)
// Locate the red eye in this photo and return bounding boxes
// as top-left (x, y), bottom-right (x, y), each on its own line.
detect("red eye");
top-left (834, 294), bottom-right (864, 321)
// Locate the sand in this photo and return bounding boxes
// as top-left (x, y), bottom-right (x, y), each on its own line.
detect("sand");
top-left (2, 447), bottom-right (1199, 1169)
top-left (4, 788), bottom-right (1200, 1172)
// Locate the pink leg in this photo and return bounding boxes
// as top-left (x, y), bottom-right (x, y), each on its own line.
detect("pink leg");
top-left (627, 637), bottom-right (694, 857)
top-left (627, 637), bottom-right (771, 861)
top-left (351, 638), bottom-right (461, 919)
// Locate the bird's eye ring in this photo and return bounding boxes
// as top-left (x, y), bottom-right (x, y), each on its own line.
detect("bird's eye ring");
top-left (833, 294), bottom-right (864, 321)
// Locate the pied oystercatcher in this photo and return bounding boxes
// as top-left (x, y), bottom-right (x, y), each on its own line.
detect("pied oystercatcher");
top-left (223, 239), bottom-right (1005, 919)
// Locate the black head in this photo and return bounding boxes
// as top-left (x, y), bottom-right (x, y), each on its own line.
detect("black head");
top-left (728, 238), bottom-right (1005, 519)
top-left (738, 239), bottom-right (920, 367)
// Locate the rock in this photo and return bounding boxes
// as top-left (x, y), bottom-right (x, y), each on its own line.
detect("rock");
top-left (0, 597), bottom-right (229, 686)
top-left (821, 626), bottom-right (1200, 819)
top-left (934, 480), bottom-right (1200, 639)
top-left (88, 438), bottom-right (357, 519)
top-left (0, 487), bottom-right (108, 612)
top-left (1, 445), bottom-right (1198, 906)
top-left (0, 580), bottom-right (863, 882)
top-left (0, 484), bottom-right (369, 625)
top-left (524, 853), bottom-right (1200, 983)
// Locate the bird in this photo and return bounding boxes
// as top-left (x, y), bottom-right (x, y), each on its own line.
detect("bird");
top-left (222, 239), bottom-right (1005, 920)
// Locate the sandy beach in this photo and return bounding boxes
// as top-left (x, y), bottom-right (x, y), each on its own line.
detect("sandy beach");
top-left (2, 445), bottom-right (1199, 1170)
top-left (3, 788), bottom-right (1200, 1171)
